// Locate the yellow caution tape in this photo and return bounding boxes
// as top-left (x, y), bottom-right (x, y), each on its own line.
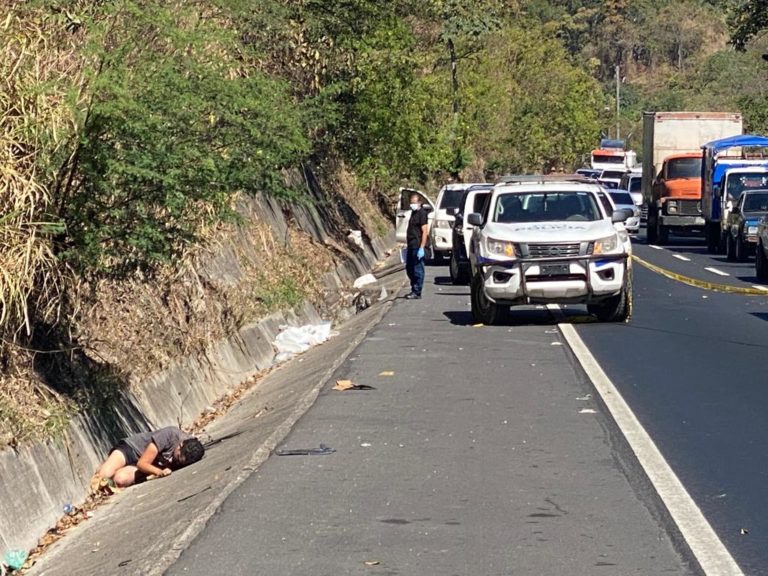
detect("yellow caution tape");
top-left (632, 254), bottom-right (768, 296)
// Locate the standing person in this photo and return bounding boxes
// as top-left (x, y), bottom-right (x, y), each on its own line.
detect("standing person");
top-left (405, 193), bottom-right (429, 299)
top-left (94, 426), bottom-right (205, 488)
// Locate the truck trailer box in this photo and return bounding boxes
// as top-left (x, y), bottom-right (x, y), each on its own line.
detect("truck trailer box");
top-left (642, 111), bottom-right (742, 244)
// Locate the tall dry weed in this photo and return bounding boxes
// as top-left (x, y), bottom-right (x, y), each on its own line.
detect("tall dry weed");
top-left (0, 5), bottom-right (90, 340)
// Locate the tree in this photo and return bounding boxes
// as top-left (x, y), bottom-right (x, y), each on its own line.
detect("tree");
top-left (730, 0), bottom-right (768, 50)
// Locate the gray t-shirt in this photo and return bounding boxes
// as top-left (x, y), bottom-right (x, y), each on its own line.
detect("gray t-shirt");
top-left (123, 426), bottom-right (192, 468)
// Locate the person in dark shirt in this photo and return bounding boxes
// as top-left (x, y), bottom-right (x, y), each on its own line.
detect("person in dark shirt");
top-left (405, 193), bottom-right (429, 299)
top-left (95, 426), bottom-right (205, 488)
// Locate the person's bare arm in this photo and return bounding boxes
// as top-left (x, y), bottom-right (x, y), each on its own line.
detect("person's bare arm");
top-left (136, 442), bottom-right (171, 477)
top-left (420, 223), bottom-right (428, 248)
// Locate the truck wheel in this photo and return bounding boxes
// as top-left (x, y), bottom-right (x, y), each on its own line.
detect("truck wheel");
top-left (450, 251), bottom-right (470, 285)
top-left (646, 212), bottom-right (658, 243)
top-left (706, 224), bottom-right (720, 254)
top-left (657, 222), bottom-right (669, 245)
top-left (756, 241), bottom-right (768, 281)
top-left (735, 234), bottom-right (748, 262)
top-left (588, 268), bottom-right (633, 323)
top-left (717, 231), bottom-right (727, 255)
top-left (726, 232), bottom-right (736, 261)
top-left (471, 274), bottom-right (506, 325)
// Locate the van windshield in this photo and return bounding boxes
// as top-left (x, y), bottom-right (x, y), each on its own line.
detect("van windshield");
top-left (493, 192), bottom-right (601, 223)
top-left (439, 189), bottom-right (465, 209)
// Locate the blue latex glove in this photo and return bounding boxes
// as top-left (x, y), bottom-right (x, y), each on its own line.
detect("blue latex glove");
top-left (417, 247), bottom-right (425, 259)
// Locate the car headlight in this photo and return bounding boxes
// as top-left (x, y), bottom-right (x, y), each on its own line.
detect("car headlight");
top-left (746, 220), bottom-right (759, 234)
top-left (435, 219), bottom-right (452, 229)
top-left (593, 234), bottom-right (620, 254)
top-left (484, 237), bottom-right (517, 258)
top-left (666, 200), bottom-right (678, 214)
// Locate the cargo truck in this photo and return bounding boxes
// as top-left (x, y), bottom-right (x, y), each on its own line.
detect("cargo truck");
top-left (590, 138), bottom-right (637, 172)
top-left (643, 112), bottom-right (743, 244)
top-left (700, 134), bottom-right (768, 252)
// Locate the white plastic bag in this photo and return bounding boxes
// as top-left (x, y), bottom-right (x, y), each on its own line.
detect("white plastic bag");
top-left (273, 322), bottom-right (333, 362)
top-left (353, 273), bottom-right (377, 289)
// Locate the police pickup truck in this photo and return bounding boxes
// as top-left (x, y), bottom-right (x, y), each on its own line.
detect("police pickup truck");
top-left (467, 177), bottom-right (633, 324)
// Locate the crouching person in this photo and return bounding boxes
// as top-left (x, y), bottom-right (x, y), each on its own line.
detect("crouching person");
top-left (96, 426), bottom-right (205, 488)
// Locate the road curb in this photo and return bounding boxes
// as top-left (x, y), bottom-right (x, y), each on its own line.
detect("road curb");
top-left (148, 295), bottom-right (400, 576)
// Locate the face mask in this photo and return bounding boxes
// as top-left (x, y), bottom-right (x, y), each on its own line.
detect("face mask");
top-left (410, 203), bottom-right (421, 211)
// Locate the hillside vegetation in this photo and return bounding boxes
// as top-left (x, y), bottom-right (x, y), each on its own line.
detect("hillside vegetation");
top-left (0, 0), bottom-right (766, 443)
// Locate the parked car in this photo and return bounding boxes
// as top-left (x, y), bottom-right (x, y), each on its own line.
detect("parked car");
top-left (467, 177), bottom-right (632, 324)
top-left (598, 169), bottom-right (627, 189)
top-left (576, 168), bottom-right (601, 180)
top-left (448, 185), bottom-right (493, 284)
top-left (619, 170), bottom-right (644, 216)
top-left (596, 190), bottom-right (634, 253)
top-left (726, 189), bottom-right (768, 261)
top-left (431, 183), bottom-right (488, 263)
top-left (755, 212), bottom-right (768, 281)
top-left (608, 190), bottom-right (640, 235)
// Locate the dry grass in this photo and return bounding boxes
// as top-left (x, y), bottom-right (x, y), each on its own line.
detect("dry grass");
top-left (0, 4), bottom-right (388, 444)
top-left (69, 196), bottom-right (338, 385)
top-left (0, 4), bottom-right (92, 444)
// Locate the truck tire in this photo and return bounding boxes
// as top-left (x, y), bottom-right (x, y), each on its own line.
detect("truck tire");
top-left (706, 223), bottom-right (720, 253)
top-left (646, 211), bottom-right (658, 243)
top-left (717, 230), bottom-right (727, 255)
top-left (756, 241), bottom-right (768, 281)
top-left (588, 268), bottom-right (633, 323)
top-left (657, 221), bottom-right (669, 245)
top-left (450, 251), bottom-right (470, 285)
top-left (735, 234), bottom-right (748, 262)
top-left (471, 273), bottom-right (506, 325)
top-left (726, 232), bottom-right (736, 261)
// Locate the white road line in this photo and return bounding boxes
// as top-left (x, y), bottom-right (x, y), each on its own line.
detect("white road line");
top-left (548, 304), bottom-right (744, 576)
top-left (672, 254), bottom-right (691, 262)
top-left (648, 244), bottom-right (664, 250)
top-left (752, 285), bottom-right (768, 292)
top-left (705, 267), bottom-right (730, 277)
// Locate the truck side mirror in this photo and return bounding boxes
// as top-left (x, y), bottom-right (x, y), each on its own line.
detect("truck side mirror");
top-left (467, 213), bottom-right (484, 227)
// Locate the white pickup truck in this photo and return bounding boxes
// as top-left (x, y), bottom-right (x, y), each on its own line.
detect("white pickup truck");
top-left (467, 177), bottom-right (633, 324)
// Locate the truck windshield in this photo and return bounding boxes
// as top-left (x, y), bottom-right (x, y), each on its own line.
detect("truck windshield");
top-left (666, 157), bottom-right (701, 179)
top-left (726, 174), bottom-right (768, 200)
top-left (743, 192), bottom-right (768, 212)
top-left (592, 154), bottom-right (624, 165)
top-left (493, 192), bottom-right (601, 223)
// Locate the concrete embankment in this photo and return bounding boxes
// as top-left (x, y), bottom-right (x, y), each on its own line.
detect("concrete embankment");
top-left (0, 183), bottom-right (394, 556)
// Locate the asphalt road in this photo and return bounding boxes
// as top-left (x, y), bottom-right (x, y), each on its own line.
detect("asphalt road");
top-left (575, 230), bottom-right (768, 576)
top-left (167, 264), bottom-right (692, 575)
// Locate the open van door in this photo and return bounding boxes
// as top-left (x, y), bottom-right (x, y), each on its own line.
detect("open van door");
top-left (395, 187), bottom-right (435, 243)
top-left (461, 189), bottom-right (490, 255)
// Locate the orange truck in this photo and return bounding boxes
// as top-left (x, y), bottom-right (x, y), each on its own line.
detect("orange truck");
top-left (643, 112), bottom-right (743, 244)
